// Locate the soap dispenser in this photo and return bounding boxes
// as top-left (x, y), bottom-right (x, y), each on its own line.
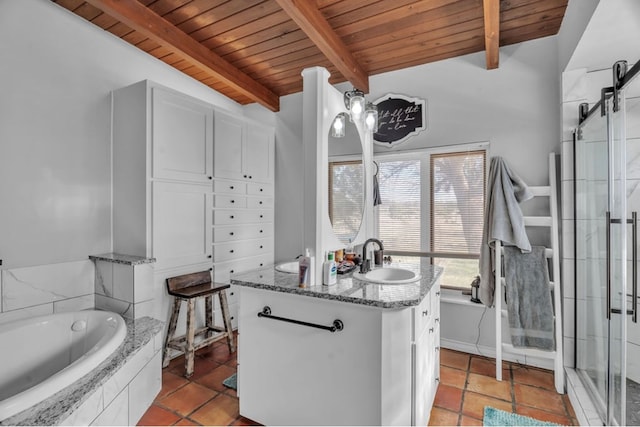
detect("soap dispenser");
top-left (323, 251), bottom-right (337, 286)
top-left (299, 248), bottom-right (315, 288)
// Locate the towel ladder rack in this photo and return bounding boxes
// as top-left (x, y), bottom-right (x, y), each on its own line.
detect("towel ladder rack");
top-left (494, 153), bottom-right (564, 394)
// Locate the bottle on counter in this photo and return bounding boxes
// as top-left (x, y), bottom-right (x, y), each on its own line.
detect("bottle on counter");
top-left (299, 248), bottom-right (315, 288)
top-left (323, 251), bottom-right (337, 286)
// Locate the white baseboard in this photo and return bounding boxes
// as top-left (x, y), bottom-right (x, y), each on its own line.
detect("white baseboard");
top-left (441, 338), bottom-right (554, 370)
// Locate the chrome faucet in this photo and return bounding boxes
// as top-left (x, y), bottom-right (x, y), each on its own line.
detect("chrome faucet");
top-left (360, 238), bottom-right (384, 274)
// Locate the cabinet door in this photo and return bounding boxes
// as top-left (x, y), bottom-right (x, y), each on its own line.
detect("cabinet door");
top-left (152, 181), bottom-right (212, 269)
top-left (152, 88), bottom-right (213, 182)
top-left (214, 110), bottom-right (244, 180)
top-left (243, 122), bottom-right (274, 183)
top-left (413, 325), bottom-right (436, 426)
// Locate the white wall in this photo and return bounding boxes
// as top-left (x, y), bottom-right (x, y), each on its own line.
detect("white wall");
top-left (0, 0), bottom-right (244, 270)
top-left (275, 37), bottom-right (562, 353)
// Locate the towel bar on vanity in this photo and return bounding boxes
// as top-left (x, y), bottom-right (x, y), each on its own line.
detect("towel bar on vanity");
top-left (257, 306), bottom-right (344, 332)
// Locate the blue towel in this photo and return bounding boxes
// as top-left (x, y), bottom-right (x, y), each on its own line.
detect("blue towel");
top-left (504, 245), bottom-right (555, 351)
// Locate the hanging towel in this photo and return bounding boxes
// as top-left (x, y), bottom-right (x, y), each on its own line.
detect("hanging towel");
top-left (503, 245), bottom-right (555, 351)
top-left (373, 161), bottom-right (382, 206)
top-left (478, 157), bottom-right (533, 307)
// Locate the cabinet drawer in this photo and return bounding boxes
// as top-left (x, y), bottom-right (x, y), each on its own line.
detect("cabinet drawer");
top-left (247, 196), bottom-right (273, 209)
top-left (213, 254), bottom-right (273, 283)
top-left (213, 224), bottom-right (273, 243)
top-left (213, 238), bottom-right (273, 262)
top-left (247, 182), bottom-right (274, 196)
top-left (214, 194), bottom-right (247, 208)
top-left (413, 292), bottom-right (432, 340)
top-left (214, 209), bottom-right (274, 225)
top-left (214, 179), bottom-right (246, 195)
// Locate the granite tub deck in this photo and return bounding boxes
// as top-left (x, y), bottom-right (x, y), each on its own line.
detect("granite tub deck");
top-left (1, 316), bottom-right (163, 426)
top-left (230, 261), bottom-right (443, 308)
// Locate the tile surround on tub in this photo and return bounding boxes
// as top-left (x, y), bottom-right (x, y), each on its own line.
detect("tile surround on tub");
top-left (1, 260), bottom-right (94, 312)
top-left (90, 253), bottom-right (156, 320)
top-left (1, 316), bottom-right (163, 426)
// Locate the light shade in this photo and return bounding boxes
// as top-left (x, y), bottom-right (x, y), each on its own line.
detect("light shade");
top-left (331, 113), bottom-right (347, 138)
top-left (344, 89), bottom-right (365, 122)
top-left (364, 102), bottom-right (378, 132)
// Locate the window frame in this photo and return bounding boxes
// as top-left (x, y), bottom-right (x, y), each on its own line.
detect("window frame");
top-left (373, 141), bottom-right (489, 290)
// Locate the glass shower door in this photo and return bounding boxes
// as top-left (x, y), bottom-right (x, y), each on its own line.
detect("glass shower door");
top-left (576, 95), bottom-right (628, 426)
top-left (576, 102), bottom-right (610, 418)
top-left (608, 93), bottom-right (628, 426)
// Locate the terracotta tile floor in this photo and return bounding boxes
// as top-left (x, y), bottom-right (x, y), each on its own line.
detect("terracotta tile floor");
top-left (139, 343), bottom-right (578, 426)
top-left (430, 349), bottom-right (579, 426)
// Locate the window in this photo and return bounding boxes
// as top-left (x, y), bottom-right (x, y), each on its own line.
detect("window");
top-left (376, 159), bottom-right (421, 251)
top-left (430, 151), bottom-right (486, 289)
top-left (374, 146), bottom-right (486, 290)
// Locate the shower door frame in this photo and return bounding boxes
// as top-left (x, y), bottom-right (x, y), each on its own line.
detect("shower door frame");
top-left (575, 60), bottom-right (640, 426)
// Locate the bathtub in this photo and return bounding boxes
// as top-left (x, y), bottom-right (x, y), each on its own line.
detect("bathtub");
top-left (0, 310), bottom-right (126, 421)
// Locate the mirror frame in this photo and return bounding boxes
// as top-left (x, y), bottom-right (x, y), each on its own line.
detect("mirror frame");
top-left (327, 112), bottom-right (366, 246)
top-left (322, 82), bottom-right (371, 252)
top-left (302, 66), bottom-right (373, 285)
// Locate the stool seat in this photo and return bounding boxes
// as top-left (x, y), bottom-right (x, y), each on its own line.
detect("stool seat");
top-left (168, 282), bottom-right (230, 299)
top-left (162, 270), bottom-right (235, 378)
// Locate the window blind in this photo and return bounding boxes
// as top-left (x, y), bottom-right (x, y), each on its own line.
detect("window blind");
top-left (376, 159), bottom-right (421, 251)
top-left (430, 150), bottom-right (486, 288)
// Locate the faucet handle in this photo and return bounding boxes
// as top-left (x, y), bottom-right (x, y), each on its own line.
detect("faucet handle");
top-left (360, 259), bottom-right (371, 274)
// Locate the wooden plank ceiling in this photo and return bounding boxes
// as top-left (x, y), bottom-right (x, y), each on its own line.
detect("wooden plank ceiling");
top-left (53, 0), bottom-right (568, 111)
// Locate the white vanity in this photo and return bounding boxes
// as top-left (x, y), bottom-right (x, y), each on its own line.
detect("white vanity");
top-left (232, 262), bottom-right (442, 426)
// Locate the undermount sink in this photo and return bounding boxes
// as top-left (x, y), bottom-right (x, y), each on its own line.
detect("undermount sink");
top-left (353, 267), bottom-right (421, 284)
top-left (275, 261), bottom-right (298, 274)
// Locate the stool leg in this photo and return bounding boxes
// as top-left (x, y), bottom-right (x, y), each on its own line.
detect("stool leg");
top-left (218, 291), bottom-right (236, 353)
top-left (163, 297), bottom-right (181, 368)
top-left (205, 295), bottom-right (213, 338)
top-left (185, 298), bottom-right (196, 378)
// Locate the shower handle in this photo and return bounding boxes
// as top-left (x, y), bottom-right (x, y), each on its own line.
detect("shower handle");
top-left (632, 211), bottom-right (637, 323)
top-left (607, 211), bottom-right (611, 320)
top-left (608, 212), bottom-right (638, 322)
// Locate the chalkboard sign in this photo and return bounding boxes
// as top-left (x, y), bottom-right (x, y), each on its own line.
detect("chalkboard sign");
top-left (373, 93), bottom-right (427, 148)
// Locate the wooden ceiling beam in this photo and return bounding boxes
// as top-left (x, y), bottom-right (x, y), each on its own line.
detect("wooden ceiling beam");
top-left (84, 0), bottom-right (280, 111)
top-left (482, 0), bottom-right (500, 69)
top-left (274, 0), bottom-right (369, 93)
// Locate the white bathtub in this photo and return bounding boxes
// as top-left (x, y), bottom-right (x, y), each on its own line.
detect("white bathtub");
top-left (0, 310), bottom-right (126, 421)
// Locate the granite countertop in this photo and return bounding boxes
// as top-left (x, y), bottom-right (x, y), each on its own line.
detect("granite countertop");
top-left (89, 252), bottom-right (156, 265)
top-left (230, 260), bottom-right (443, 309)
top-left (2, 316), bottom-right (163, 426)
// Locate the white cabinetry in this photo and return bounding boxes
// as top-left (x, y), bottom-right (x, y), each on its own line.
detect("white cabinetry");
top-left (152, 88), bottom-right (213, 183)
top-left (213, 110), bottom-right (274, 182)
top-left (112, 81), bottom-right (213, 271)
top-left (412, 282), bottom-right (441, 425)
top-left (212, 113), bottom-right (275, 331)
top-left (113, 80), bottom-right (215, 336)
top-left (237, 280), bottom-right (441, 426)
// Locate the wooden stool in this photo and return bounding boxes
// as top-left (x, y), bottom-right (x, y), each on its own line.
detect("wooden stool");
top-left (162, 271), bottom-right (236, 378)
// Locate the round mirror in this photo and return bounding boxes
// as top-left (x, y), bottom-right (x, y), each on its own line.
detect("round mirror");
top-left (328, 114), bottom-right (364, 245)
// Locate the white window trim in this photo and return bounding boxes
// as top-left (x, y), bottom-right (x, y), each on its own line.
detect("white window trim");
top-left (373, 141), bottom-right (490, 254)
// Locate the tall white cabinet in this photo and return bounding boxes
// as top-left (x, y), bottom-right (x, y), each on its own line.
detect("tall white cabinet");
top-left (212, 110), bottom-right (275, 329)
top-left (112, 80), bottom-right (274, 332)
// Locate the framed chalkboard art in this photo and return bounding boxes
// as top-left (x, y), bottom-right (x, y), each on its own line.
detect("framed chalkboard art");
top-left (373, 93), bottom-right (427, 148)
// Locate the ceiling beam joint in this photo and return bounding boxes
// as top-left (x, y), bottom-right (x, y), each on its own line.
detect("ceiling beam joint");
top-left (275, 0), bottom-right (369, 93)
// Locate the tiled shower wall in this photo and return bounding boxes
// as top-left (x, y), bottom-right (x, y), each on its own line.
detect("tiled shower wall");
top-left (0, 260), bottom-right (95, 325)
